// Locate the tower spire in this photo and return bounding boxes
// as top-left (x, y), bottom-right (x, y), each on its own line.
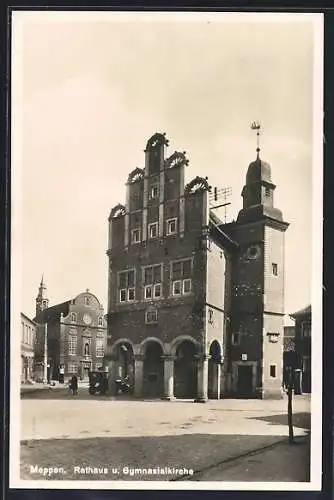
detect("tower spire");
top-left (251, 121), bottom-right (261, 159)
top-left (36, 274), bottom-right (49, 317)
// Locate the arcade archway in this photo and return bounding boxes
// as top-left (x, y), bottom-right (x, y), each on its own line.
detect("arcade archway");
top-left (142, 341), bottom-right (164, 398)
top-left (113, 341), bottom-right (135, 389)
top-left (174, 340), bottom-right (197, 399)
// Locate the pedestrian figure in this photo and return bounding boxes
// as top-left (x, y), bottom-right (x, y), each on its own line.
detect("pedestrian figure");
top-left (69, 374), bottom-right (78, 396)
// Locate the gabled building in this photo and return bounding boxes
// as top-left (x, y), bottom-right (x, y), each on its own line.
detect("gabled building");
top-left (34, 279), bottom-right (107, 382)
top-left (105, 132), bottom-right (288, 400)
top-left (21, 312), bottom-right (37, 383)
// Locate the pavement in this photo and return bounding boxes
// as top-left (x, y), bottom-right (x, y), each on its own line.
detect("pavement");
top-left (18, 392), bottom-right (311, 482)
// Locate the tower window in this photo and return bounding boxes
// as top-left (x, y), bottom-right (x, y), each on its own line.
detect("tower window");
top-left (166, 218), bottom-right (177, 235)
top-left (84, 297), bottom-right (90, 305)
top-left (270, 365), bottom-right (276, 378)
top-left (148, 222), bottom-right (158, 239)
top-left (150, 184), bottom-right (159, 199)
top-left (118, 269), bottom-right (136, 303)
top-left (143, 264), bottom-right (163, 300)
top-left (171, 259), bottom-right (192, 296)
top-left (145, 308), bottom-right (158, 324)
top-left (131, 228), bottom-right (141, 244)
top-left (42, 300), bottom-right (47, 307)
top-left (272, 263), bottom-right (278, 276)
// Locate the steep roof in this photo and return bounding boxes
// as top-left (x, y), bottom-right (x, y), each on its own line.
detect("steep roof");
top-left (290, 304), bottom-right (311, 319)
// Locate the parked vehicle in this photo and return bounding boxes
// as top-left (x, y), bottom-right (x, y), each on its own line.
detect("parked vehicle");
top-left (115, 375), bottom-right (131, 395)
top-left (88, 371), bottom-right (108, 395)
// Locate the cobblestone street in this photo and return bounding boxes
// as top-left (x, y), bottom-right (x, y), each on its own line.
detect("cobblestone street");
top-left (19, 390), bottom-right (311, 483)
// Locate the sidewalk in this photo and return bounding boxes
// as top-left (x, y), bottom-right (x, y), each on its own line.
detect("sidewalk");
top-left (187, 434), bottom-right (310, 482)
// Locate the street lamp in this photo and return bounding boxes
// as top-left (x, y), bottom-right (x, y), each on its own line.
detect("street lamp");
top-left (43, 322), bottom-right (48, 384)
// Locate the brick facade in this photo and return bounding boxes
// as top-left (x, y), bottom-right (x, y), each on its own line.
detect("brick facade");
top-left (105, 133), bottom-right (288, 400)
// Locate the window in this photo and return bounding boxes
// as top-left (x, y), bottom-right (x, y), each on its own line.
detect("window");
top-left (166, 218), bottom-right (177, 235)
top-left (232, 332), bottom-right (240, 345)
top-left (272, 263), bottom-right (278, 276)
top-left (302, 322), bottom-right (311, 338)
top-left (145, 308), bottom-right (158, 324)
top-left (118, 269), bottom-right (136, 303)
top-left (148, 222), bottom-right (158, 239)
top-left (67, 363), bottom-right (77, 374)
top-left (84, 297), bottom-right (90, 305)
top-left (150, 184), bottom-right (159, 199)
top-left (70, 312), bottom-right (77, 323)
top-left (171, 259), bottom-right (192, 296)
top-left (68, 336), bottom-right (77, 355)
top-left (265, 187), bottom-right (271, 197)
top-left (131, 228), bottom-right (141, 244)
top-left (42, 300), bottom-right (47, 307)
top-left (143, 264), bottom-right (163, 300)
top-left (96, 339), bottom-right (105, 357)
top-left (84, 342), bottom-right (90, 356)
top-left (270, 365), bottom-right (276, 378)
top-left (98, 316), bottom-right (103, 327)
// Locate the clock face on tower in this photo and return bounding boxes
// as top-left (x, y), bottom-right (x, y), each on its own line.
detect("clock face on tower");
top-left (83, 313), bottom-right (92, 325)
top-left (245, 244), bottom-right (261, 260)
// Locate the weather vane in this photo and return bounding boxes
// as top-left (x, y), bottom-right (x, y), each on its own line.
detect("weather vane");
top-left (251, 121), bottom-right (261, 158)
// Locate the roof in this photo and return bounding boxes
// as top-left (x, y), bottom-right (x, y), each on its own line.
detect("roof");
top-left (209, 213), bottom-right (239, 250)
top-left (290, 304), bottom-right (311, 319)
top-left (246, 157), bottom-right (272, 184)
top-left (34, 301), bottom-right (71, 324)
top-left (21, 312), bottom-right (37, 325)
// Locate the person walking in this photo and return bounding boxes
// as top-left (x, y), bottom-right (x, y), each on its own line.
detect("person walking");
top-left (69, 374), bottom-right (78, 396)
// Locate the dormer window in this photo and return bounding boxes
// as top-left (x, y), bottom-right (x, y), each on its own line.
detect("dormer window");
top-left (98, 316), bottom-right (103, 326)
top-left (150, 184), bottom-right (159, 199)
top-left (148, 222), bottom-right (158, 239)
top-left (131, 228), bottom-right (141, 244)
top-left (166, 218), bottom-right (177, 235)
top-left (70, 312), bottom-right (77, 323)
top-left (84, 297), bottom-right (90, 305)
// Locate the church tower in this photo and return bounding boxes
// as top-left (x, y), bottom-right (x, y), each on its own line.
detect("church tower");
top-left (35, 275), bottom-right (49, 317)
top-left (223, 124), bottom-right (289, 399)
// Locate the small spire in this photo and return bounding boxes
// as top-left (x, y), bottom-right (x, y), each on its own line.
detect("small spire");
top-left (250, 121), bottom-right (261, 159)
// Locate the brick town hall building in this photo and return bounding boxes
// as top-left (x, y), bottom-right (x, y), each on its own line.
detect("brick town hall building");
top-left (105, 133), bottom-right (289, 400)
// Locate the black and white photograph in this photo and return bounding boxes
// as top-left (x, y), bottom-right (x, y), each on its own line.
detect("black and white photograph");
top-left (10, 10), bottom-right (323, 491)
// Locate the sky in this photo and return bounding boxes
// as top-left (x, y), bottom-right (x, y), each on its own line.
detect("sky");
top-left (12, 12), bottom-right (322, 322)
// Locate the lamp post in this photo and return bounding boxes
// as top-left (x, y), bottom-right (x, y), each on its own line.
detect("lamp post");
top-left (287, 365), bottom-right (294, 444)
top-left (43, 322), bottom-right (48, 384)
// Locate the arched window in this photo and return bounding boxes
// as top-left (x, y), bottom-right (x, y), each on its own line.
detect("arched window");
top-left (70, 312), bottom-right (77, 323)
top-left (98, 317), bottom-right (103, 326)
top-left (84, 297), bottom-right (90, 306)
top-left (84, 342), bottom-right (90, 355)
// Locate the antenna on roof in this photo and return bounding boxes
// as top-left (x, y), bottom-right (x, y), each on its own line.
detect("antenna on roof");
top-left (209, 186), bottom-right (232, 223)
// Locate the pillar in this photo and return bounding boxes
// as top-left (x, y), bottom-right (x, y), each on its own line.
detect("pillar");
top-left (161, 356), bottom-right (175, 400)
top-left (134, 355), bottom-right (144, 397)
top-left (107, 358), bottom-right (117, 396)
top-left (194, 355), bottom-right (209, 403)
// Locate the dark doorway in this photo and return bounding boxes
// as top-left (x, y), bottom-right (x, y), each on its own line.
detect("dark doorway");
top-left (208, 341), bottom-right (221, 399)
top-left (237, 364), bottom-right (253, 396)
top-left (143, 342), bottom-right (164, 398)
top-left (174, 341), bottom-right (197, 398)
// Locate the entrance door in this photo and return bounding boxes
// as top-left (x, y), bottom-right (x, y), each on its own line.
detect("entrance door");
top-left (237, 365), bottom-right (253, 397)
top-left (82, 362), bottom-right (91, 380)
